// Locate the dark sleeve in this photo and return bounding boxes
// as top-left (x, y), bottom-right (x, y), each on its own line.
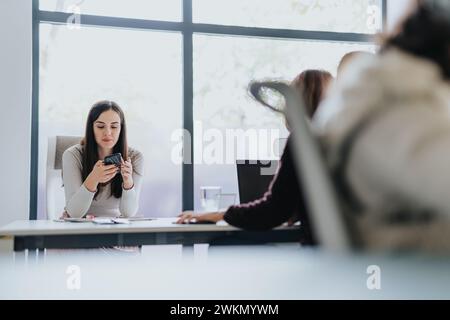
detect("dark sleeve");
top-left (223, 138), bottom-right (306, 231)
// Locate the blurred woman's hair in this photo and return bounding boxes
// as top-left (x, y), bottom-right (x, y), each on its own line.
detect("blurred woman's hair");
top-left (290, 69), bottom-right (333, 118)
top-left (382, 0), bottom-right (450, 79)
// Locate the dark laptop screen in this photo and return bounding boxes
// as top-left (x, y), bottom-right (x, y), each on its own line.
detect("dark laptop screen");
top-left (236, 160), bottom-right (279, 204)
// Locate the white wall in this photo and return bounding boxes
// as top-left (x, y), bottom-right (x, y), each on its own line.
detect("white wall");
top-left (0, 0), bottom-right (32, 226)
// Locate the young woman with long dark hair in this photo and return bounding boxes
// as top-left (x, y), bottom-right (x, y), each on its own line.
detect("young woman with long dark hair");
top-left (62, 100), bottom-right (144, 218)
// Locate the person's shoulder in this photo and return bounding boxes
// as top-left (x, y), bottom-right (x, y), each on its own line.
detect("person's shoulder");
top-left (128, 147), bottom-right (144, 175)
top-left (128, 147), bottom-right (144, 162)
top-left (62, 144), bottom-right (84, 170)
top-left (337, 52), bottom-right (378, 90)
top-left (63, 144), bottom-right (84, 160)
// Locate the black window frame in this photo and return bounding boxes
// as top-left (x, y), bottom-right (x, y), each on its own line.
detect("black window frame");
top-left (30, 0), bottom-right (387, 219)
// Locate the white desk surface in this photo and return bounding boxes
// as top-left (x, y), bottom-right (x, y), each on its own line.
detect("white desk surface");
top-left (0, 244), bottom-right (449, 299)
top-left (0, 218), bottom-right (296, 236)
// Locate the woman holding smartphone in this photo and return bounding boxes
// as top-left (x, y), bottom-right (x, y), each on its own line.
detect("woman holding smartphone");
top-left (62, 100), bottom-right (144, 218)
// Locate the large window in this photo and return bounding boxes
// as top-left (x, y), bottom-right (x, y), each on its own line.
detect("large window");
top-left (32, 0), bottom-right (384, 218)
top-left (38, 24), bottom-right (182, 218)
top-left (193, 35), bottom-right (375, 209)
top-left (40, 0), bottom-right (182, 21)
top-left (193, 0), bottom-right (382, 33)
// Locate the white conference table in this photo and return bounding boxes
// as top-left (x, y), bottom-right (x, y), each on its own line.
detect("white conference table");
top-left (0, 218), bottom-right (301, 251)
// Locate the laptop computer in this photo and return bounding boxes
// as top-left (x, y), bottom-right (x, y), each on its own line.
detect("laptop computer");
top-left (236, 160), bottom-right (279, 204)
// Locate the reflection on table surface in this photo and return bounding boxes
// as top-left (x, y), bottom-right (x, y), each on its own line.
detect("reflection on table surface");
top-left (1, 243), bottom-right (450, 299)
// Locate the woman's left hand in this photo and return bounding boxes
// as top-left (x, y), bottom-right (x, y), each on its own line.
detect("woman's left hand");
top-left (120, 158), bottom-right (134, 189)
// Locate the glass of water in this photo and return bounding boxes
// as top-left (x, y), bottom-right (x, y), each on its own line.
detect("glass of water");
top-left (200, 186), bottom-right (222, 212)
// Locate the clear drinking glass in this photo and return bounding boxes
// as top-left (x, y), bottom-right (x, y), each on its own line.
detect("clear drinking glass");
top-left (200, 186), bottom-right (222, 212)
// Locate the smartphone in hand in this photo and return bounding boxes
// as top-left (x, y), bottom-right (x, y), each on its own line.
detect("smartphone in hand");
top-left (103, 153), bottom-right (122, 166)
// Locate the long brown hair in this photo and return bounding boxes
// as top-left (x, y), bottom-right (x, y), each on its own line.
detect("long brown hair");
top-left (382, 1), bottom-right (450, 79)
top-left (81, 100), bottom-right (128, 199)
top-left (290, 70), bottom-right (333, 118)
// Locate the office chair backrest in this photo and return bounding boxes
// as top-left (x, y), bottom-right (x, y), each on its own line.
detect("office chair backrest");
top-left (249, 81), bottom-right (352, 252)
top-left (46, 136), bottom-right (82, 220)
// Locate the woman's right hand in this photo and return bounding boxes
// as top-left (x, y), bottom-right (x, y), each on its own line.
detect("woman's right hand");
top-left (90, 160), bottom-right (119, 183)
top-left (84, 160), bottom-right (119, 192)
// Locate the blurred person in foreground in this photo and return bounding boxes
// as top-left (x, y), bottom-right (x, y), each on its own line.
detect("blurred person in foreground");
top-left (313, 0), bottom-right (450, 251)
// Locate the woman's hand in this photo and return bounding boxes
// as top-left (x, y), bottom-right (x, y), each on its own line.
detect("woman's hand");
top-left (60, 211), bottom-right (70, 219)
top-left (287, 212), bottom-right (300, 226)
top-left (120, 158), bottom-right (134, 190)
top-left (92, 160), bottom-right (119, 183)
top-left (85, 160), bottom-right (119, 192)
top-left (176, 211), bottom-right (225, 224)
